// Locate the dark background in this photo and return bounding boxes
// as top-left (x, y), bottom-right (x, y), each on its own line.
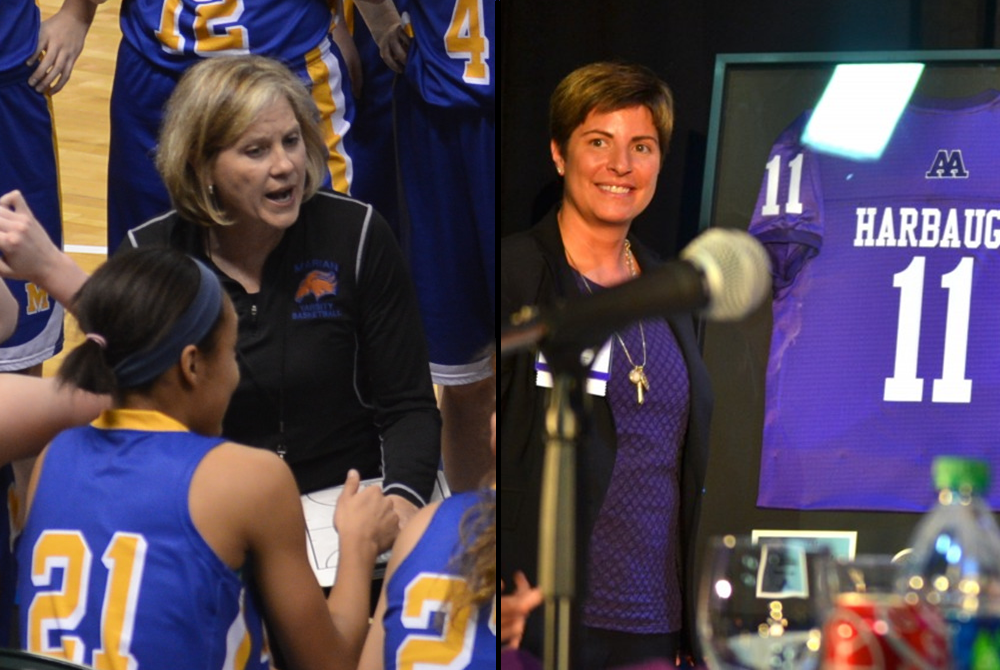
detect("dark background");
top-left (500, 0), bottom-right (998, 253)
top-left (499, 0), bottom-right (1000, 558)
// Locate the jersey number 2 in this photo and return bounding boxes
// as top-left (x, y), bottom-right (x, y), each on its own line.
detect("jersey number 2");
top-left (27, 530), bottom-right (147, 668)
top-left (396, 573), bottom-right (497, 669)
top-left (444, 0), bottom-right (491, 85)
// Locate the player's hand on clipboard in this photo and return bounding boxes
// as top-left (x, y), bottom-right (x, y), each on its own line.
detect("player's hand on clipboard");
top-left (334, 469), bottom-right (399, 555)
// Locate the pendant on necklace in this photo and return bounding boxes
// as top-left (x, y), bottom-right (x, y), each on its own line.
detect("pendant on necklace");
top-left (628, 365), bottom-right (650, 405)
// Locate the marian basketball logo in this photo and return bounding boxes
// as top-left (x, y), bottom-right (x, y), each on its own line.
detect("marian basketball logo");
top-left (292, 263), bottom-right (341, 320)
top-left (295, 270), bottom-right (338, 302)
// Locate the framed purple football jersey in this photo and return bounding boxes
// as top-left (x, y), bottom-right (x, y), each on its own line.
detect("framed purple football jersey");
top-left (751, 90), bottom-right (1000, 512)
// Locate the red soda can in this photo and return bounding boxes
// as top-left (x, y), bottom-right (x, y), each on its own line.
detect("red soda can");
top-left (823, 593), bottom-right (949, 670)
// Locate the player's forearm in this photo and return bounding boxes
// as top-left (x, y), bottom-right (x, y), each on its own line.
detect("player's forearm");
top-left (57, 0), bottom-right (99, 25)
top-left (381, 419), bottom-right (439, 507)
top-left (325, 536), bottom-right (381, 667)
top-left (34, 251), bottom-right (89, 312)
top-left (352, 0), bottom-right (404, 41)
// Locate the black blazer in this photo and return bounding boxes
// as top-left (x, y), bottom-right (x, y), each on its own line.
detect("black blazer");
top-left (499, 208), bottom-right (714, 655)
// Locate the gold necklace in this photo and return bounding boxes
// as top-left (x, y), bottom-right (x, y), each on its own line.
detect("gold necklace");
top-left (569, 240), bottom-right (650, 405)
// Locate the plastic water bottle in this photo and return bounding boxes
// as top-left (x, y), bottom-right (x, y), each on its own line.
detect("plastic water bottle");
top-left (899, 456), bottom-right (1000, 669)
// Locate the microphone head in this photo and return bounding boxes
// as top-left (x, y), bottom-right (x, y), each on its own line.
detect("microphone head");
top-left (680, 227), bottom-right (772, 321)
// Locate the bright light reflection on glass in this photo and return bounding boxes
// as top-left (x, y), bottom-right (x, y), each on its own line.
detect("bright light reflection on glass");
top-left (802, 63), bottom-right (924, 160)
top-left (946, 544), bottom-right (963, 564)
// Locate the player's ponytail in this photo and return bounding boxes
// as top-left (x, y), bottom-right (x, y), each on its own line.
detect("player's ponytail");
top-left (450, 344), bottom-right (497, 613)
top-left (452, 489), bottom-right (496, 613)
top-left (59, 248), bottom-right (224, 398)
top-left (60, 332), bottom-right (118, 396)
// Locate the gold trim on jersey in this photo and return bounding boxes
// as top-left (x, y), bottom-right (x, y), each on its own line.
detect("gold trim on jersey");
top-left (92, 409), bottom-right (190, 432)
top-left (305, 38), bottom-right (354, 194)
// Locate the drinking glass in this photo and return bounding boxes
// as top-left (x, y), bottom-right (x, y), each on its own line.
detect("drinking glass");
top-left (698, 535), bottom-right (836, 670)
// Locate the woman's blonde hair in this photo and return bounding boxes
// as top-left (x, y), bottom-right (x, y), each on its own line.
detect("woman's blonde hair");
top-left (156, 55), bottom-right (328, 228)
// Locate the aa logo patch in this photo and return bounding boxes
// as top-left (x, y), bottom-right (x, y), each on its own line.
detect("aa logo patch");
top-left (926, 149), bottom-right (969, 178)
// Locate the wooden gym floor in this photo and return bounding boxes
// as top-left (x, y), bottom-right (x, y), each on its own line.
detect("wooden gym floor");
top-left (39, 0), bottom-right (119, 374)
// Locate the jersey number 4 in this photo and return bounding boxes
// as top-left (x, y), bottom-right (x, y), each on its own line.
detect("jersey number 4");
top-left (27, 530), bottom-right (147, 668)
top-left (445, 0), bottom-right (491, 85)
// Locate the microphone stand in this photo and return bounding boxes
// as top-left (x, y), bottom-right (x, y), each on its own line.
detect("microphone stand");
top-left (535, 340), bottom-right (589, 670)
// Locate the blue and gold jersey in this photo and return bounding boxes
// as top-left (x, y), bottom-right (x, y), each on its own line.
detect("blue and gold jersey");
top-left (17, 409), bottom-right (269, 669)
top-left (383, 492), bottom-right (496, 670)
top-left (119, 0), bottom-right (334, 72)
top-left (0, 0), bottom-right (38, 73)
top-left (397, 0), bottom-right (495, 109)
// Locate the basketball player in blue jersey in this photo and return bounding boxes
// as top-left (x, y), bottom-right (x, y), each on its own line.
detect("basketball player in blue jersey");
top-left (1, 1), bottom-right (101, 644)
top-left (0, 360), bottom-right (105, 651)
top-left (0, 189), bottom-right (120, 468)
top-left (104, 0), bottom-right (365, 252)
top-left (0, 190), bottom-right (108, 468)
top-left (0, 0), bottom-right (100, 375)
top-left (341, 0), bottom-right (406, 235)
top-left (17, 247), bottom-right (399, 669)
top-left (355, 0), bottom-right (496, 493)
top-left (358, 352), bottom-right (498, 670)
top-left (0, 367), bottom-right (105, 644)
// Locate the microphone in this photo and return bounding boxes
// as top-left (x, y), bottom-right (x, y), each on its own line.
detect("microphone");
top-left (502, 227), bottom-right (772, 356)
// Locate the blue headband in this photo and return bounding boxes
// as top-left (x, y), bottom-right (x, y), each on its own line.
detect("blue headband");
top-left (113, 259), bottom-right (224, 388)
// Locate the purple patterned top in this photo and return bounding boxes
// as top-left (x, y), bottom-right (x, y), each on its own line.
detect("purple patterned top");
top-left (576, 274), bottom-right (690, 634)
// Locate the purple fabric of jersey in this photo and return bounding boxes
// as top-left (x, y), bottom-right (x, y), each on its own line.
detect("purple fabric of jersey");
top-left (751, 90), bottom-right (1000, 512)
top-left (578, 279), bottom-right (689, 633)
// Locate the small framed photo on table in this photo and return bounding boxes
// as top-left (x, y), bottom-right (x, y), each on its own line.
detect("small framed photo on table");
top-left (751, 529), bottom-right (858, 561)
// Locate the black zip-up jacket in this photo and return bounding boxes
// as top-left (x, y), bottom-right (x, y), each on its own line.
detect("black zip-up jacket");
top-left (499, 208), bottom-right (713, 656)
top-left (127, 190), bottom-right (441, 505)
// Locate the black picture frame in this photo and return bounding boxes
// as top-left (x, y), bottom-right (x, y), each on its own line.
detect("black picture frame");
top-left (695, 50), bottom-right (1000, 561)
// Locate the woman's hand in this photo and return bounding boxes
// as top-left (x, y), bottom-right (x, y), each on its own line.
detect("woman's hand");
top-left (386, 494), bottom-right (419, 530)
top-left (375, 23), bottom-right (410, 74)
top-left (0, 190), bottom-right (88, 309)
top-left (351, 0), bottom-right (411, 73)
top-left (29, 0), bottom-right (98, 94)
top-left (501, 572), bottom-right (543, 649)
top-left (334, 469), bottom-right (399, 555)
top-left (0, 191), bottom-right (65, 283)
